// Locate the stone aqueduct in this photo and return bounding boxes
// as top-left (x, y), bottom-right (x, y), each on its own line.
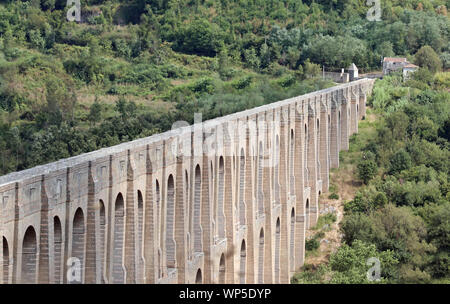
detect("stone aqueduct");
top-left (0, 79), bottom-right (375, 284)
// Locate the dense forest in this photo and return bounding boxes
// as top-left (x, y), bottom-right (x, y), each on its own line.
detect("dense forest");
top-left (0, 0), bottom-right (448, 175)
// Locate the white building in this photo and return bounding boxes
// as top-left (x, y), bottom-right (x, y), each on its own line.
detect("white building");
top-left (383, 57), bottom-right (418, 77)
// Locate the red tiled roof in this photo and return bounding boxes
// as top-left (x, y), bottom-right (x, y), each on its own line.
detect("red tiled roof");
top-left (404, 63), bottom-right (419, 68)
top-left (383, 57), bottom-right (407, 62)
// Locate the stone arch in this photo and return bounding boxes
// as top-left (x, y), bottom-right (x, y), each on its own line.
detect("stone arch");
top-left (166, 175), bottom-right (176, 268)
top-left (155, 179), bottom-right (162, 257)
top-left (239, 148), bottom-right (246, 225)
top-left (240, 239), bottom-right (246, 284)
top-left (136, 191), bottom-right (144, 282)
top-left (112, 193), bottom-right (125, 283)
top-left (193, 165), bottom-right (202, 253)
top-left (218, 156), bottom-right (225, 239)
top-left (317, 118), bottom-right (320, 171)
top-left (157, 249), bottom-right (162, 279)
top-left (274, 136), bottom-right (280, 204)
top-left (275, 218), bottom-right (281, 283)
top-left (305, 199), bottom-right (310, 229)
top-left (185, 170), bottom-right (189, 203)
top-left (195, 268), bottom-right (202, 284)
top-left (219, 253), bottom-right (225, 284)
top-left (258, 229), bottom-right (264, 283)
top-left (304, 124), bottom-right (309, 184)
top-left (290, 129), bottom-right (295, 192)
top-left (71, 208), bottom-right (85, 284)
top-left (53, 216), bottom-right (62, 284)
top-left (290, 208), bottom-right (295, 271)
top-left (99, 200), bottom-right (106, 283)
top-left (257, 142), bottom-right (264, 215)
top-left (21, 226), bottom-right (37, 284)
top-left (2, 237), bottom-right (9, 284)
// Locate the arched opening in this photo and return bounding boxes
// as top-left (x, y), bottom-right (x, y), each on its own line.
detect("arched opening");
top-left (155, 179), bottom-right (161, 254)
top-left (113, 193), bottom-right (125, 283)
top-left (166, 175), bottom-right (176, 268)
top-left (99, 200), bottom-right (106, 283)
top-left (193, 165), bottom-right (202, 253)
top-left (258, 229), bottom-right (264, 283)
top-left (2, 237), bottom-right (9, 284)
top-left (195, 269), bottom-right (202, 284)
top-left (275, 218), bottom-right (281, 283)
top-left (218, 157), bottom-right (225, 239)
top-left (317, 118), bottom-right (320, 172)
top-left (185, 170), bottom-right (189, 203)
top-left (21, 226), bottom-right (37, 284)
top-left (219, 254), bottom-right (225, 284)
top-left (157, 249), bottom-right (162, 279)
top-left (240, 240), bottom-right (246, 284)
top-left (304, 124), bottom-right (309, 184)
top-left (328, 114), bottom-right (331, 164)
top-left (305, 199), bottom-right (310, 229)
top-left (257, 142), bottom-right (264, 215)
top-left (274, 136), bottom-right (280, 204)
top-left (137, 191), bottom-right (144, 282)
top-left (53, 216), bottom-right (62, 284)
top-left (239, 148), bottom-right (246, 225)
top-left (290, 130), bottom-right (295, 193)
top-left (71, 208), bottom-right (85, 284)
top-left (290, 209), bottom-right (295, 271)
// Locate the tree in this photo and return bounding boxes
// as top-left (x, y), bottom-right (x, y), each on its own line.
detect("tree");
top-left (388, 149), bottom-right (412, 175)
top-left (328, 240), bottom-right (398, 284)
top-left (88, 97), bottom-right (102, 126)
top-left (414, 45), bottom-right (442, 73)
top-left (357, 151), bottom-right (378, 184)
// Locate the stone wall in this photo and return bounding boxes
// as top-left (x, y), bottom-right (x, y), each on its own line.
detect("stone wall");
top-left (0, 79), bottom-right (375, 284)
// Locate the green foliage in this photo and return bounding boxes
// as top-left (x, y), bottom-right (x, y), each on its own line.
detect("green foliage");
top-left (357, 151), bottom-right (378, 184)
top-left (388, 149), bottom-right (412, 175)
top-left (328, 193), bottom-right (339, 200)
top-left (415, 45), bottom-right (443, 73)
top-left (305, 238), bottom-right (320, 251)
top-left (328, 240), bottom-right (398, 283)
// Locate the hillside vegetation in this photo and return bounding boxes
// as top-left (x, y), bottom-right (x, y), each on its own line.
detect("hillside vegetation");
top-left (0, 0), bottom-right (449, 175)
top-left (293, 70), bottom-right (450, 283)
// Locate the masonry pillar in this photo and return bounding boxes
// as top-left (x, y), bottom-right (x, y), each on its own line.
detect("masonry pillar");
top-left (84, 163), bottom-right (97, 283)
top-left (201, 144), bottom-right (213, 283)
top-left (175, 154), bottom-right (186, 283)
top-left (143, 145), bottom-right (158, 284)
top-left (329, 93), bottom-right (340, 168)
top-left (340, 90), bottom-right (350, 151)
top-left (319, 100), bottom-right (330, 193)
top-left (62, 169), bottom-right (72, 284)
top-left (37, 175), bottom-right (49, 283)
top-left (244, 118), bottom-right (256, 283)
top-left (293, 103), bottom-right (306, 271)
top-left (223, 122), bottom-right (236, 284)
top-left (123, 151), bottom-right (136, 283)
top-left (144, 147), bottom-right (156, 284)
top-left (262, 113), bottom-right (274, 284)
top-left (350, 88), bottom-right (359, 135)
top-left (278, 108), bottom-right (290, 284)
top-left (307, 102), bottom-right (319, 228)
top-left (359, 85), bottom-right (367, 119)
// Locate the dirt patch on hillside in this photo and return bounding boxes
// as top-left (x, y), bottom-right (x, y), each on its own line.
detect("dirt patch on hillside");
top-left (305, 165), bottom-right (360, 266)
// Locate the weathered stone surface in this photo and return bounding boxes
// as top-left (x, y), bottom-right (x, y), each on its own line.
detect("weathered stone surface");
top-left (0, 79), bottom-right (375, 284)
